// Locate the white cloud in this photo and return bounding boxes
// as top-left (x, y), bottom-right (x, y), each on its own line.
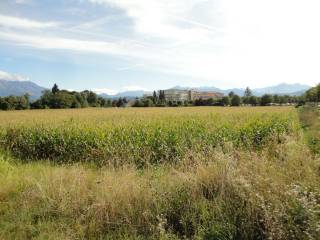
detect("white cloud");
top-left (85, 0), bottom-right (320, 87)
top-left (15, 0), bottom-right (32, 4)
top-left (0, 31), bottom-right (124, 54)
top-left (0, 70), bottom-right (30, 81)
top-left (88, 0), bottom-right (215, 43)
top-left (92, 88), bottom-right (117, 95)
top-left (122, 86), bottom-right (150, 92)
top-left (0, 15), bottom-right (58, 29)
top-left (0, 31), bottom-right (182, 69)
top-left (92, 86), bottom-right (150, 95)
top-left (116, 63), bottom-right (145, 71)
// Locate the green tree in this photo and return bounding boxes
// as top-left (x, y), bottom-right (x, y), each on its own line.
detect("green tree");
top-left (248, 96), bottom-right (258, 106)
top-left (145, 98), bottom-right (153, 107)
top-left (16, 94), bottom-right (30, 110)
top-left (273, 94), bottom-right (280, 104)
top-left (152, 91), bottom-right (158, 104)
top-left (228, 91), bottom-right (235, 98)
top-left (159, 90), bottom-right (165, 102)
top-left (244, 87), bottom-right (252, 97)
top-left (206, 98), bottom-right (214, 106)
top-left (52, 83), bottom-right (59, 94)
top-left (305, 84), bottom-right (320, 102)
top-left (0, 98), bottom-right (10, 110)
top-left (87, 91), bottom-right (99, 107)
top-left (133, 98), bottom-right (153, 107)
top-left (116, 98), bottom-right (124, 107)
top-left (132, 99), bottom-right (143, 107)
top-left (231, 95), bottom-right (241, 106)
top-left (221, 96), bottom-right (230, 106)
top-left (50, 91), bottom-right (77, 109)
top-left (116, 98), bottom-right (128, 107)
top-left (260, 94), bottom-right (273, 106)
top-left (106, 99), bottom-right (112, 107)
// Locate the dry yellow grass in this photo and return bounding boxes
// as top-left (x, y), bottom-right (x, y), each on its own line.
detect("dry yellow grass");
top-left (1, 136), bottom-right (319, 239)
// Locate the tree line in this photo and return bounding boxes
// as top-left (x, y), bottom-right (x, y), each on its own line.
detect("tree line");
top-left (304, 84), bottom-right (320, 103)
top-left (132, 87), bottom-right (307, 107)
top-left (0, 84), bottom-right (319, 110)
top-left (0, 84), bottom-right (128, 110)
top-left (0, 94), bottom-right (30, 110)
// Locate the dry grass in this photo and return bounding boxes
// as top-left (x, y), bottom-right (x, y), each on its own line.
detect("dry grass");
top-left (1, 137), bottom-right (319, 239)
top-left (299, 106), bottom-right (320, 154)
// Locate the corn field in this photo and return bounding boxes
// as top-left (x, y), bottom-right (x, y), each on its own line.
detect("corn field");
top-left (0, 107), bottom-right (298, 166)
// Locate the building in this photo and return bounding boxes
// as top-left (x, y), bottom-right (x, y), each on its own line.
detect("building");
top-left (190, 91), bottom-right (224, 101)
top-left (163, 89), bottom-right (223, 102)
top-left (163, 89), bottom-right (191, 102)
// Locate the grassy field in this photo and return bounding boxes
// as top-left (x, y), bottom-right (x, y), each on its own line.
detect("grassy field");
top-left (0, 107), bottom-right (319, 239)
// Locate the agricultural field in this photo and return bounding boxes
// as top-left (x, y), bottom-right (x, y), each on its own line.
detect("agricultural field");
top-left (0, 107), bottom-right (298, 166)
top-left (0, 107), bottom-right (319, 239)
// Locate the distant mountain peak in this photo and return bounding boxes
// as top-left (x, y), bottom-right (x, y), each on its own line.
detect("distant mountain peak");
top-left (168, 83), bottom-right (311, 96)
top-left (0, 79), bottom-right (46, 99)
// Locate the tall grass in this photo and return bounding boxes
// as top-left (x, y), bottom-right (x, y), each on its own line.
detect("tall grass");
top-left (299, 106), bottom-right (320, 155)
top-left (1, 136), bottom-right (319, 239)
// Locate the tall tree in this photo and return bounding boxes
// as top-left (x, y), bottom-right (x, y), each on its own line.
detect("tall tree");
top-left (153, 91), bottom-right (158, 104)
top-left (52, 83), bottom-right (59, 94)
top-left (159, 90), bottom-right (165, 102)
top-left (244, 87), bottom-right (252, 97)
top-left (228, 91), bottom-right (235, 98)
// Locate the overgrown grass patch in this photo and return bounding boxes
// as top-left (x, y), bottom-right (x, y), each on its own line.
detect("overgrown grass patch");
top-left (1, 136), bottom-right (319, 239)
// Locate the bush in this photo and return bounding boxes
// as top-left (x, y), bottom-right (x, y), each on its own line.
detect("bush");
top-left (231, 95), bottom-right (241, 106)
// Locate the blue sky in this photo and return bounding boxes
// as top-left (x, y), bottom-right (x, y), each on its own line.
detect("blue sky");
top-left (0, 0), bottom-right (319, 94)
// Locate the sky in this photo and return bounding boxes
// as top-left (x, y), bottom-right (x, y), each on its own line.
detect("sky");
top-left (0, 0), bottom-right (319, 94)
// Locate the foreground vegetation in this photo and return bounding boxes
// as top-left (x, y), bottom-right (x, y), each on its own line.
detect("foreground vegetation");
top-left (0, 107), bottom-right (319, 239)
top-left (1, 107), bottom-right (296, 166)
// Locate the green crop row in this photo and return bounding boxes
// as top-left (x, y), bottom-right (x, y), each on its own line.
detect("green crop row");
top-left (0, 109), bottom-right (298, 166)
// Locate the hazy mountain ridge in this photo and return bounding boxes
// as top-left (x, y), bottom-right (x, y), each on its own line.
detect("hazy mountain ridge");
top-left (171, 83), bottom-right (311, 97)
top-left (0, 79), bottom-right (46, 99)
top-left (253, 83), bottom-right (311, 95)
top-left (99, 90), bottom-right (150, 99)
top-left (0, 79), bottom-right (311, 99)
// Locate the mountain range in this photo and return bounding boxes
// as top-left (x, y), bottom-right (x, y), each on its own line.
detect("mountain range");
top-left (0, 79), bottom-right (312, 100)
top-left (100, 83), bottom-right (311, 98)
top-left (99, 90), bottom-right (148, 99)
top-left (170, 83), bottom-right (311, 97)
top-left (0, 79), bottom-right (45, 99)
